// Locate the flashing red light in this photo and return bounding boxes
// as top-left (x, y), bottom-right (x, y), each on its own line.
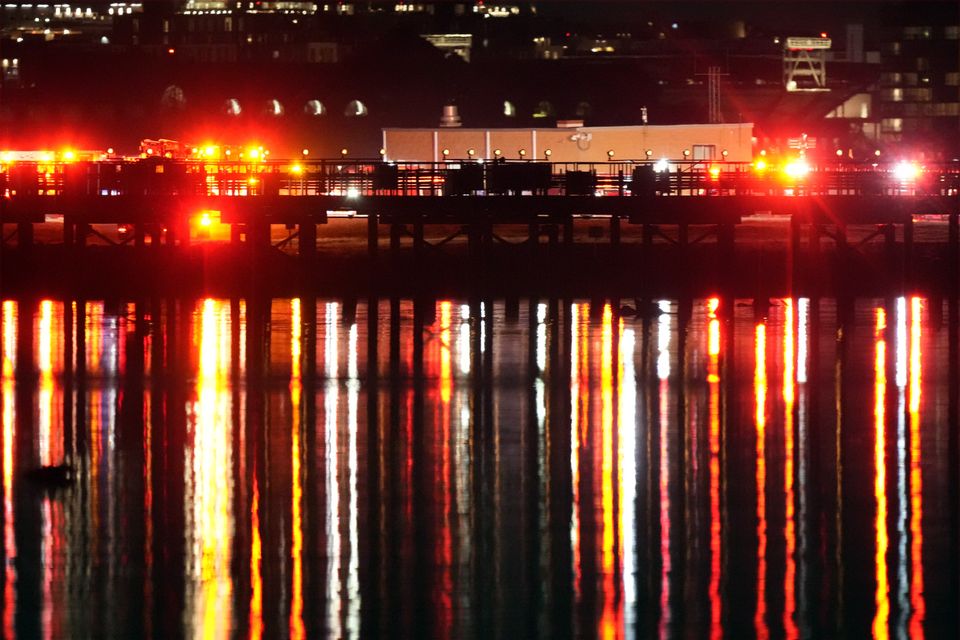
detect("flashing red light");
top-left (782, 158), bottom-right (811, 180)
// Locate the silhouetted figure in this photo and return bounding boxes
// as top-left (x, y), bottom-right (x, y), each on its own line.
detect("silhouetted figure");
top-left (23, 464), bottom-right (75, 489)
top-left (623, 299), bottom-right (664, 319)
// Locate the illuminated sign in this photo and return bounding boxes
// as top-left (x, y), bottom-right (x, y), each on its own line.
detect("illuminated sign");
top-left (786, 37), bottom-right (831, 50)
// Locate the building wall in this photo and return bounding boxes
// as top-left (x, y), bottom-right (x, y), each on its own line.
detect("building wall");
top-left (383, 123), bottom-right (755, 162)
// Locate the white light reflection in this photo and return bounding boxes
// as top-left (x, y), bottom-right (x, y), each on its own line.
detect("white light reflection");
top-left (290, 299), bottom-right (304, 640)
top-left (657, 301), bottom-right (671, 380)
top-left (346, 321), bottom-right (361, 638)
top-left (537, 303), bottom-right (547, 373)
top-left (895, 321), bottom-right (909, 637)
top-left (797, 298), bottom-right (809, 383)
top-left (2, 300), bottom-right (17, 640)
top-left (618, 325), bottom-right (637, 631)
top-left (458, 317), bottom-right (470, 375)
top-left (570, 303), bottom-right (582, 601)
top-left (896, 297), bottom-right (907, 389)
top-left (323, 302), bottom-right (342, 639)
top-left (480, 302), bottom-right (486, 353)
top-left (37, 300), bottom-right (54, 466)
top-left (185, 299), bottom-right (235, 640)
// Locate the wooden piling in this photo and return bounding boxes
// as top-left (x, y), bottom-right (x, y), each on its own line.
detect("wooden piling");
top-left (299, 219), bottom-right (316, 264)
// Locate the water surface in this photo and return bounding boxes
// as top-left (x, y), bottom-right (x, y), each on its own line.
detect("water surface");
top-left (0, 295), bottom-right (957, 638)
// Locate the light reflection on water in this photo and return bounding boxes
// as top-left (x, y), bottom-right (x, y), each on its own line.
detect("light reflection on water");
top-left (0, 295), bottom-right (956, 639)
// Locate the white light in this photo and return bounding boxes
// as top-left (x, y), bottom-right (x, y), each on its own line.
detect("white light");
top-left (345, 187), bottom-right (360, 199)
top-left (653, 158), bottom-right (669, 173)
top-left (892, 161), bottom-right (919, 182)
top-left (896, 296), bottom-right (907, 388)
top-left (783, 158), bottom-right (811, 179)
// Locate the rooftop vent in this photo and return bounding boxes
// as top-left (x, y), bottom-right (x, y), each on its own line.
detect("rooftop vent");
top-left (440, 104), bottom-right (462, 127)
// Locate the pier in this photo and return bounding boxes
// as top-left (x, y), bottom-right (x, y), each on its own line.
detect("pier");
top-left (2, 158), bottom-right (959, 297)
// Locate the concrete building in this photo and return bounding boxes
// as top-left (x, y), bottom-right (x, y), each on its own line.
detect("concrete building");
top-left (382, 122), bottom-right (754, 162)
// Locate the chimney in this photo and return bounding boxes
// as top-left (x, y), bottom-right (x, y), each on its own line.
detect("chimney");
top-left (440, 104), bottom-right (462, 127)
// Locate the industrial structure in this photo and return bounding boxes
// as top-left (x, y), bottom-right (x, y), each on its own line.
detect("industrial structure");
top-left (383, 120), bottom-right (755, 163)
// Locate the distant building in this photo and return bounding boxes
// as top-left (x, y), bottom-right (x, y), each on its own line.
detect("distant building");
top-left (876, 19), bottom-right (960, 148)
top-left (382, 122), bottom-right (754, 162)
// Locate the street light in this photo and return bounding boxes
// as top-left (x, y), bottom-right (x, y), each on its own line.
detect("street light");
top-left (544, 149), bottom-right (552, 159)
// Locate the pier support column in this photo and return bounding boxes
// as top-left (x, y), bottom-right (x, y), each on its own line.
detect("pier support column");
top-left (134, 223), bottom-right (146, 249)
top-left (178, 218), bottom-right (190, 249)
top-left (16, 222), bottom-right (33, 253)
top-left (77, 223), bottom-right (90, 250)
top-left (165, 222), bottom-right (178, 248)
top-left (882, 224), bottom-right (897, 289)
top-left (563, 217), bottom-right (574, 271)
top-left (949, 212), bottom-right (959, 298)
top-left (413, 217), bottom-right (424, 275)
top-left (610, 214), bottom-right (621, 272)
top-left (390, 223), bottom-right (402, 260)
top-left (468, 222), bottom-right (481, 267)
top-left (528, 221), bottom-right (539, 266)
top-left (247, 221), bottom-right (270, 269)
top-left (789, 215), bottom-right (802, 291)
top-left (835, 223), bottom-right (849, 291)
top-left (546, 224), bottom-right (558, 264)
top-left (298, 219), bottom-right (316, 265)
top-left (903, 215), bottom-right (914, 289)
top-left (808, 223), bottom-right (822, 296)
top-left (718, 223), bottom-right (735, 294)
top-left (367, 212), bottom-right (378, 260)
top-left (678, 223), bottom-right (689, 292)
top-left (63, 216), bottom-right (75, 249)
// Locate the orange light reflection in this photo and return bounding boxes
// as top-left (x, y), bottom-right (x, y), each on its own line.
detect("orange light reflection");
top-left (436, 302), bottom-right (453, 635)
top-left (755, 323), bottom-right (768, 640)
top-left (908, 298), bottom-right (925, 638)
top-left (1, 300), bottom-right (17, 640)
top-left (570, 303), bottom-right (582, 603)
top-left (658, 304), bottom-right (672, 638)
top-left (618, 320), bottom-right (637, 632)
top-left (599, 304), bottom-right (619, 639)
top-left (187, 299), bottom-right (234, 639)
top-left (873, 308), bottom-right (890, 640)
top-left (783, 300), bottom-right (798, 640)
top-left (707, 298), bottom-right (722, 640)
top-left (249, 474), bottom-right (263, 640)
top-left (290, 299), bottom-right (304, 640)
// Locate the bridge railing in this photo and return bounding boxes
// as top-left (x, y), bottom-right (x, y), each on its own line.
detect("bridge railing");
top-left (2, 159), bottom-right (959, 200)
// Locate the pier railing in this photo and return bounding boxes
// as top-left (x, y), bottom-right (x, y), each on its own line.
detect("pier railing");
top-left (3, 159), bottom-right (960, 200)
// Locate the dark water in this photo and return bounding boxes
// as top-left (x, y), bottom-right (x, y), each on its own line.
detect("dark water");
top-left (0, 295), bottom-right (957, 639)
